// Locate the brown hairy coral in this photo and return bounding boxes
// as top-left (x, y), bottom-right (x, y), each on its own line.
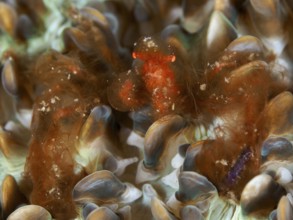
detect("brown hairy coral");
top-left (193, 56), bottom-right (289, 201)
top-left (24, 51), bottom-right (107, 219)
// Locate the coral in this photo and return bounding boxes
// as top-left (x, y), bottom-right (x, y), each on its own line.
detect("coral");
top-left (0, 0), bottom-right (293, 219)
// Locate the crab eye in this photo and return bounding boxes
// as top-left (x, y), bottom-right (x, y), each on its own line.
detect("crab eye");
top-left (132, 36), bottom-right (176, 62)
top-left (132, 52), bottom-right (137, 59)
top-left (166, 54), bottom-right (176, 62)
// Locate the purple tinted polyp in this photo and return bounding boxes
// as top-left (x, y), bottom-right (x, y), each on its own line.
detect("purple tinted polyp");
top-left (225, 148), bottom-right (253, 186)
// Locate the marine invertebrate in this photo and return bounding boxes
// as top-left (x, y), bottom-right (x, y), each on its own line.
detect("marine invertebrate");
top-left (108, 35), bottom-right (184, 118)
top-left (1, 0), bottom-right (293, 220)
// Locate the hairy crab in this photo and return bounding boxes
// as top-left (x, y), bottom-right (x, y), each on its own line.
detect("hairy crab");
top-left (1, 0), bottom-right (293, 220)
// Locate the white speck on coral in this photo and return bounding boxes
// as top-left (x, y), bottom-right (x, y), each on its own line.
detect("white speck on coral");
top-left (216, 159), bottom-right (228, 166)
top-left (48, 188), bottom-right (55, 194)
top-left (172, 103), bottom-right (175, 111)
top-left (222, 55), bottom-right (228, 61)
top-left (248, 53), bottom-right (255, 60)
top-left (52, 164), bottom-right (61, 178)
top-left (200, 84), bottom-right (207, 91)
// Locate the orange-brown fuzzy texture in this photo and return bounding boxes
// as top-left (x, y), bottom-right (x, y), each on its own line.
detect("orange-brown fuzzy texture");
top-left (134, 51), bottom-right (180, 117)
top-left (192, 56), bottom-right (288, 201)
top-left (24, 51), bottom-right (107, 218)
top-left (108, 36), bottom-right (191, 119)
top-left (22, 9), bottom-right (132, 217)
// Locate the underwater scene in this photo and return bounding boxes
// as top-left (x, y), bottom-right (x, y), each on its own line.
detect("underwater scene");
top-left (0, 0), bottom-right (293, 219)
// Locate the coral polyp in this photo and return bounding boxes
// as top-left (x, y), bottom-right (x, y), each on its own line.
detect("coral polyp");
top-left (1, 0), bottom-right (293, 219)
